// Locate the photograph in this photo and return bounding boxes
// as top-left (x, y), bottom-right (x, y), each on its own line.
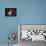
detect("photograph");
top-left (5, 8), bottom-right (17, 16)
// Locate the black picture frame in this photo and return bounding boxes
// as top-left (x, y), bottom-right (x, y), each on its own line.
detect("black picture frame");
top-left (5, 8), bottom-right (17, 17)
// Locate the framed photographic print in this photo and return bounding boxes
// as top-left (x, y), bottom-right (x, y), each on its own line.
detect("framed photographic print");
top-left (5, 8), bottom-right (17, 17)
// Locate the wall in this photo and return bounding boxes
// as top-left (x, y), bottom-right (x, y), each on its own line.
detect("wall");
top-left (19, 0), bottom-right (46, 24)
top-left (0, 0), bottom-right (46, 44)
